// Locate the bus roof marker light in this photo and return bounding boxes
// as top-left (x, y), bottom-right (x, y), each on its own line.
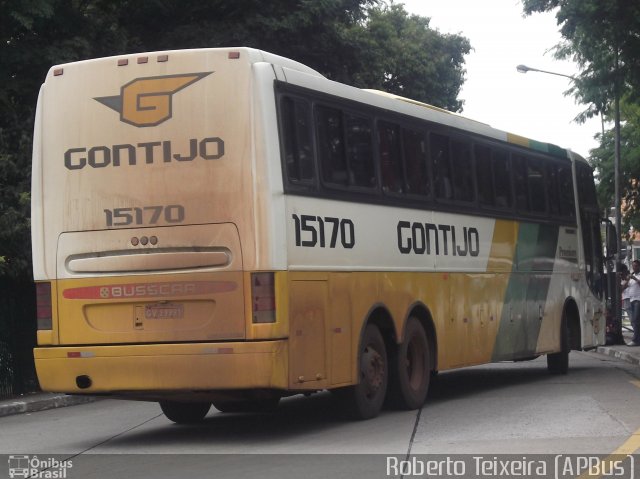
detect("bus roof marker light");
top-left (228, 52), bottom-right (240, 60)
top-left (157, 55), bottom-right (169, 62)
top-left (117, 59), bottom-right (129, 66)
top-left (137, 57), bottom-right (149, 64)
top-left (53, 68), bottom-right (64, 76)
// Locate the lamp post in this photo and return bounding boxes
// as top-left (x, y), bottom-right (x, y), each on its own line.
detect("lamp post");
top-left (516, 64), bottom-right (574, 80)
top-left (517, 63), bottom-right (624, 344)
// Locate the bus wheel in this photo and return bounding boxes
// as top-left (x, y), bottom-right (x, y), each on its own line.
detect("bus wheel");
top-left (336, 324), bottom-right (388, 420)
top-left (212, 397), bottom-right (280, 413)
top-left (388, 317), bottom-right (431, 410)
top-left (159, 401), bottom-right (211, 424)
top-left (547, 314), bottom-right (569, 375)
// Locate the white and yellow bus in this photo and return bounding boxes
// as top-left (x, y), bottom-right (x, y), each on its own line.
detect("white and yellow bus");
top-left (32, 47), bottom-right (609, 423)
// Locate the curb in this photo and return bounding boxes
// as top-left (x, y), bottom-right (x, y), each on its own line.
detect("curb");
top-left (596, 346), bottom-right (640, 366)
top-left (0, 394), bottom-right (98, 418)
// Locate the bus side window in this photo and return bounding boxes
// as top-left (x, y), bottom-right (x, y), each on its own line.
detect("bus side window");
top-left (404, 128), bottom-right (430, 198)
top-left (513, 154), bottom-right (529, 212)
top-left (316, 105), bottom-right (348, 186)
top-left (492, 149), bottom-right (512, 209)
top-left (431, 132), bottom-right (452, 200)
top-left (378, 121), bottom-right (403, 194)
top-left (345, 114), bottom-right (375, 188)
top-left (281, 96), bottom-right (315, 184)
top-left (546, 163), bottom-right (560, 216)
top-left (451, 139), bottom-right (475, 203)
top-left (527, 157), bottom-right (547, 214)
top-left (475, 144), bottom-right (493, 207)
top-left (558, 164), bottom-right (576, 220)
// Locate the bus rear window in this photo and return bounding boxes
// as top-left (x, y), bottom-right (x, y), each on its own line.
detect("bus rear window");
top-left (451, 139), bottom-right (474, 203)
top-left (379, 121), bottom-right (403, 194)
top-left (345, 114), bottom-right (375, 188)
top-left (281, 96), bottom-right (315, 184)
top-left (492, 150), bottom-right (512, 209)
top-left (431, 133), bottom-right (452, 201)
top-left (316, 105), bottom-right (348, 186)
top-left (316, 105), bottom-right (375, 189)
top-left (404, 128), bottom-right (430, 197)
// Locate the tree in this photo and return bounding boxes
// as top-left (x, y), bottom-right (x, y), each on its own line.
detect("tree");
top-left (1, 0), bottom-right (131, 279)
top-left (347, 3), bottom-right (470, 111)
top-left (0, 0), bottom-right (472, 394)
top-left (590, 100), bottom-right (640, 233)
top-left (521, 0), bottom-right (640, 226)
top-left (522, 0), bottom-right (640, 121)
top-left (0, 0), bottom-right (470, 281)
top-left (111, 0), bottom-right (469, 110)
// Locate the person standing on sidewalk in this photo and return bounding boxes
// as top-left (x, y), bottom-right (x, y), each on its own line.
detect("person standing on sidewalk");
top-left (621, 259), bottom-right (640, 346)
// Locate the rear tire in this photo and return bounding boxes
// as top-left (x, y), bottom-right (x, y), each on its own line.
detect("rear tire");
top-left (335, 324), bottom-right (388, 420)
top-left (547, 314), bottom-right (569, 375)
top-left (387, 317), bottom-right (431, 410)
top-left (159, 401), bottom-right (211, 424)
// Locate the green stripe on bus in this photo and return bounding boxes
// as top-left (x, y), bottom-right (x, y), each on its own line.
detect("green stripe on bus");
top-left (492, 223), bottom-right (560, 361)
top-left (528, 139), bottom-right (568, 159)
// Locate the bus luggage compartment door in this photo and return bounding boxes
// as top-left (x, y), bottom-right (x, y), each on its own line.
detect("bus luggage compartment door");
top-left (288, 277), bottom-right (328, 389)
top-left (55, 223), bottom-right (245, 345)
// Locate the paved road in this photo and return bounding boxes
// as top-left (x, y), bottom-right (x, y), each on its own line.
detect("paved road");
top-left (1, 350), bottom-right (639, 478)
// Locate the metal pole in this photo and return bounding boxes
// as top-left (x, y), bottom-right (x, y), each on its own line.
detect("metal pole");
top-left (613, 48), bottom-right (624, 344)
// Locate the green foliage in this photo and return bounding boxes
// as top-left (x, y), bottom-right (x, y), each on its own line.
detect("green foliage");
top-left (590, 100), bottom-right (640, 232)
top-left (522, 0), bottom-right (640, 121)
top-left (0, 0), bottom-right (470, 282)
top-left (349, 4), bottom-right (470, 111)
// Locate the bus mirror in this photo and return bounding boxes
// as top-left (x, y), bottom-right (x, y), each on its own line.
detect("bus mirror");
top-left (604, 220), bottom-right (618, 259)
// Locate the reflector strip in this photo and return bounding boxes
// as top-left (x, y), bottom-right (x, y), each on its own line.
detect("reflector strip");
top-left (67, 352), bottom-right (95, 358)
top-left (201, 347), bottom-right (235, 354)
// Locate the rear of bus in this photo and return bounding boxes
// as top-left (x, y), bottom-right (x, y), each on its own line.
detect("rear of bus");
top-left (31, 48), bottom-right (300, 414)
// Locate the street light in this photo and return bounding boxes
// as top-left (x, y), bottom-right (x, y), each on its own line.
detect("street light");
top-left (516, 64), bottom-right (575, 80)
top-left (517, 63), bottom-right (624, 344)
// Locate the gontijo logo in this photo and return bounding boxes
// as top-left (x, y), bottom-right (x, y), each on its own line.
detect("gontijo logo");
top-left (95, 72), bottom-right (212, 127)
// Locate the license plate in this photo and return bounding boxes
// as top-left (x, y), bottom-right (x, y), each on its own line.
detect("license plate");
top-left (144, 303), bottom-right (184, 319)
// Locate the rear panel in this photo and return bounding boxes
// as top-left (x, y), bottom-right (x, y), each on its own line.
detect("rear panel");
top-left (33, 49), bottom-right (257, 345)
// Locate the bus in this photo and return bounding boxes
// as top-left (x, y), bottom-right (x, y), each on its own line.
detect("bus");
top-left (32, 47), bottom-right (612, 423)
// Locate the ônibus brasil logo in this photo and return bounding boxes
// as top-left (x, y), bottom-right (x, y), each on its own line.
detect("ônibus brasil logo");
top-left (94, 72), bottom-right (212, 127)
top-left (8, 455), bottom-right (73, 478)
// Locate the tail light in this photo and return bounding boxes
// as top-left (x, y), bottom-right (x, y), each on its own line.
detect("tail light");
top-left (251, 273), bottom-right (276, 323)
top-left (36, 282), bottom-right (52, 330)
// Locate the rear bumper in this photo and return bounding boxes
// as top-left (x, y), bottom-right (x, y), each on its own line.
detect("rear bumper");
top-left (34, 340), bottom-right (288, 394)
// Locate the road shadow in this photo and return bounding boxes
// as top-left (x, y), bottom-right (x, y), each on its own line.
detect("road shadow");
top-left (105, 391), bottom-right (355, 448)
top-left (100, 358), bottom-right (592, 449)
top-left (428, 357), bottom-right (591, 402)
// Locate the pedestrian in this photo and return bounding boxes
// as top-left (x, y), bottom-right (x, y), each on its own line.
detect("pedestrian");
top-left (620, 263), bottom-right (630, 313)
top-left (621, 259), bottom-right (640, 346)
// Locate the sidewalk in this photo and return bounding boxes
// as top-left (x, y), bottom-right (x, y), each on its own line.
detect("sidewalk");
top-left (1, 337), bottom-right (639, 419)
top-left (596, 329), bottom-right (640, 366)
top-left (0, 392), bottom-right (97, 418)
